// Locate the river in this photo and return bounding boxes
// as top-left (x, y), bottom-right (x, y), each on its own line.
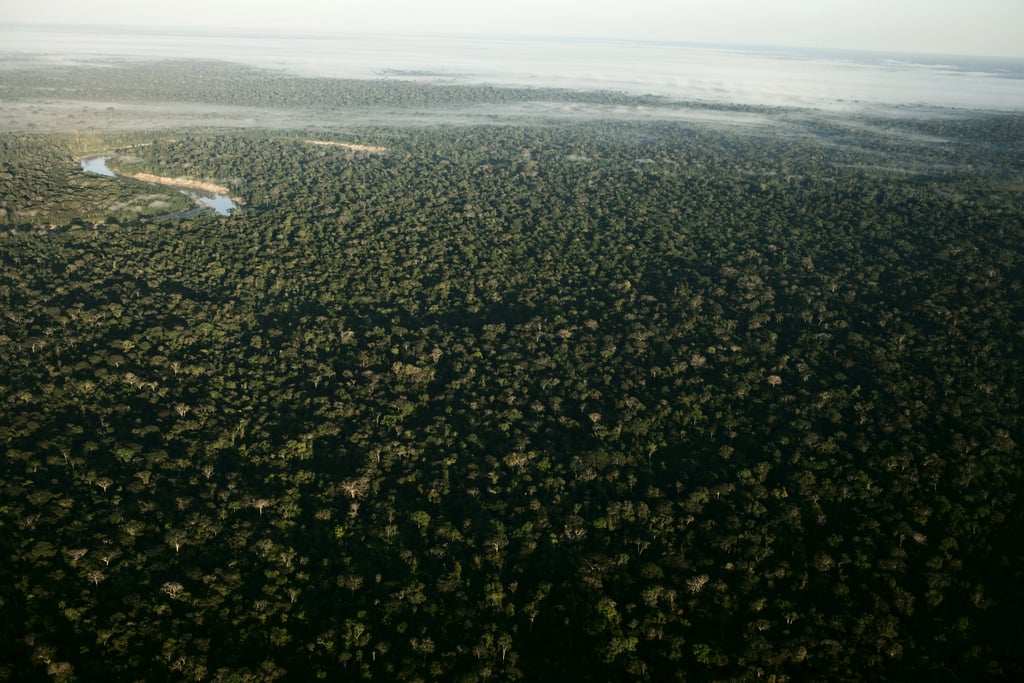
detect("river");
top-left (80, 155), bottom-right (238, 216)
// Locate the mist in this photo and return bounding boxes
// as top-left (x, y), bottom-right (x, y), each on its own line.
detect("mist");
top-left (2, 24), bottom-right (1023, 112)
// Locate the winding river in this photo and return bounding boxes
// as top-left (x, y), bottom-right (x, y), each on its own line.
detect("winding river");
top-left (81, 155), bottom-right (238, 216)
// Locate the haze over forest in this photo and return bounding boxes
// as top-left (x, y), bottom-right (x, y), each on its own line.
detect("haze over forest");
top-left (3, 24), bottom-right (1024, 112)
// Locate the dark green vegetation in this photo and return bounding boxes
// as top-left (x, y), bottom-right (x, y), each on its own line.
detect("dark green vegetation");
top-left (0, 135), bottom-right (193, 227)
top-left (0, 58), bottom-right (664, 110)
top-left (2, 63), bottom-right (1024, 682)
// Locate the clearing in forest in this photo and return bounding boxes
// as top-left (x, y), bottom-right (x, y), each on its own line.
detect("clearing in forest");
top-left (304, 140), bottom-right (387, 154)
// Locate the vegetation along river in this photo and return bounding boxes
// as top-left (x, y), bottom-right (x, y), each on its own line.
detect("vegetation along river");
top-left (80, 155), bottom-right (238, 216)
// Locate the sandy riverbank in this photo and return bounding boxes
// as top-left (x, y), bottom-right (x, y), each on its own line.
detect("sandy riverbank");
top-left (118, 172), bottom-right (243, 203)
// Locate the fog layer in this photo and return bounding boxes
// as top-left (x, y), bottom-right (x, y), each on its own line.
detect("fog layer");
top-left (2, 25), bottom-right (1022, 111)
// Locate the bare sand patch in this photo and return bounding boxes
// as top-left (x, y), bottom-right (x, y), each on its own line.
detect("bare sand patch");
top-left (304, 140), bottom-right (387, 154)
top-left (118, 172), bottom-right (242, 202)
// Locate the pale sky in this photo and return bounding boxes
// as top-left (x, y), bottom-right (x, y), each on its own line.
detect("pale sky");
top-left (3, 0), bottom-right (1023, 58)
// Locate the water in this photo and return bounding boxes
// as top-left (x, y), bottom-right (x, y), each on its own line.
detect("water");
top-left (80, 155), bottom-right (237, 216)
top-left (80, 155), bottom-right (117, 177)
top-left (186, 192), bottom-right (236, 216)
top-left (3, 23), bottom-right (1024, 111)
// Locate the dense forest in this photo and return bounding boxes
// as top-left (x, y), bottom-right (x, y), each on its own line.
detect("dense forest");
top-left (1, 60), bottom-right (1023, 682)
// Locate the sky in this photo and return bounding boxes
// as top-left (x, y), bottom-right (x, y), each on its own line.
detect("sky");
top-left (2, 0), bottom-right (1023, 58)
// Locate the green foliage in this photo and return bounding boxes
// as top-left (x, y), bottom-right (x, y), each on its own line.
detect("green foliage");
top-left (0, 134), bottom-right (193, 226)
top-left (1, 63), bottom-right (1023, 682)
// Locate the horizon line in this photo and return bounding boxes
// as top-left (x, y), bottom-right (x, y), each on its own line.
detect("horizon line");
top-left (3, 21), bottom-right (1023, 63)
